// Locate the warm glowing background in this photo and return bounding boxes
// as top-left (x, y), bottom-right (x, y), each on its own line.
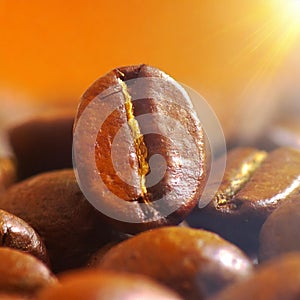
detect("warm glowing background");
top-left (1, 0), bottom-right (300, 141)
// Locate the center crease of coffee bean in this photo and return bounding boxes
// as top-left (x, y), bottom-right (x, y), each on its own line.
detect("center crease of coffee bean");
top-left (215, 151), bottom-right (267, 209)
top-left (117, 77), bottom-right (150, 203)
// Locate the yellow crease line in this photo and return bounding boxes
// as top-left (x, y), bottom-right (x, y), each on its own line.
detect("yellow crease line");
top-left (118, 78), bottom-right (150, 201)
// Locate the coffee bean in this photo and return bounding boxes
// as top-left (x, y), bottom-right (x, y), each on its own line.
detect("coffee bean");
top-left (0, 169), bottom-right (112, 272)
top-left (188, 147), bottom-right (300, 253)
top-left (73, 64), bottom-right (208, 232)
top-left (259, 198), bottom-right (300, 262)
top-left (5, 64), bottom-right (300, 299)
top-left (36, 269), bottom-right (182, 300)
top-left (98, 227), bottom-right (253, 299)
top-left (187, 147), bottom-right (267, 251)
top-left (0, 209), bottom-right (49, 265)
top-left (234, 147), bottom-right (300, 213)
top-left (0, 248), bottom-right (56, 296)
top-left (210, 253), bottom-right (300, 300)
top-left (7, 110), bottom-right (74, 180)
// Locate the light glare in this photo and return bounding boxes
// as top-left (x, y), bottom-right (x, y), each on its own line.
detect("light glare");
top-left (286, 0), bottom-right (300, 22)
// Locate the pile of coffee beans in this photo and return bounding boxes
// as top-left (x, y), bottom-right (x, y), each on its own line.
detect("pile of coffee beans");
top-left (0, 64), bottom-right (300, 299)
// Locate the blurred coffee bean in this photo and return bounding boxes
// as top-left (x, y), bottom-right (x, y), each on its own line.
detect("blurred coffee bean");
top-left (7, 110), bottom-right (74, 180)
top-left (210, 253), bottom-right (300, 300)
top-left (0, 248), bottom-right (56, 296)
top-left (0, 169), bottom-right (113, 272)
top-left (98, 227), bottom-right (253, 299)
top-left (188, 147), bottom-right (300, 254)
top-left (232, 147), bottom-right (300, 227)
top-left (259, 198), bottom-right (300, 262)
top-left (37, 270), bottom-right (182, 300)
top-left (187, 147), bottom-right (267, 252)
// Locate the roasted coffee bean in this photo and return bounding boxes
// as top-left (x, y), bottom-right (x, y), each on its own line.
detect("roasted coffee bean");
top-left (73, 64), bottom-right (208, 232)
top-left (210, 253), bottom-right (300, 300)
top-left (188, 147), bottom-right (300, 253)
top-left (98, 227), bottom-right (253, 299)
top-left (7, 110), bottom-right (74, 180)
top-left (233, 147), bottom-right (300, 212)
top-left (187, 147), bottom-right (267, 251)
top-left (0, 209), bottom-right (49, 264)
top-left (0, 248), bottom-right (56, 296)
top-left (259, 198), bottom-right (300, 262)
top-left (37, 270), bottom-right (182, 300)
top-left (0, 169), bottom-right (113, 272)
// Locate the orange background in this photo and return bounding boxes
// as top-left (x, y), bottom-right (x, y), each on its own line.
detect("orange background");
top-left (1, 0), bottom-right (300, 138)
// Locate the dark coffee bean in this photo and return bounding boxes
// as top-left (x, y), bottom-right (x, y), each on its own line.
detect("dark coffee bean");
top-left (0, 248), bottom-right (56, 296)
top-left (73, 64), bottom-right (208, 232)
top-left (98, 227), bottom-right (253, 300)
top-left (231, 147), bottom-right (300, 240)
top-left (0, 169), bottom-right (113, 272)
top-left (188, 147), bottom-right (300, 253)
top-left (210, 253), bottom-right (300, 300)
top-left (259, 198), bottom-right (300, 262)
top-left (0, 209), bottom-right (49, 265)
top-left (187, 147), bottom-right (267, 252)
top-left (7, 110), bottom-right (74, 180)
top-left (37, 270), bottom-right (182, 300)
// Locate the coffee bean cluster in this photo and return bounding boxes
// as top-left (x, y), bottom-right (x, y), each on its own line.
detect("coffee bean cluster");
top-left (0, 65), bottom-right (299, 299)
